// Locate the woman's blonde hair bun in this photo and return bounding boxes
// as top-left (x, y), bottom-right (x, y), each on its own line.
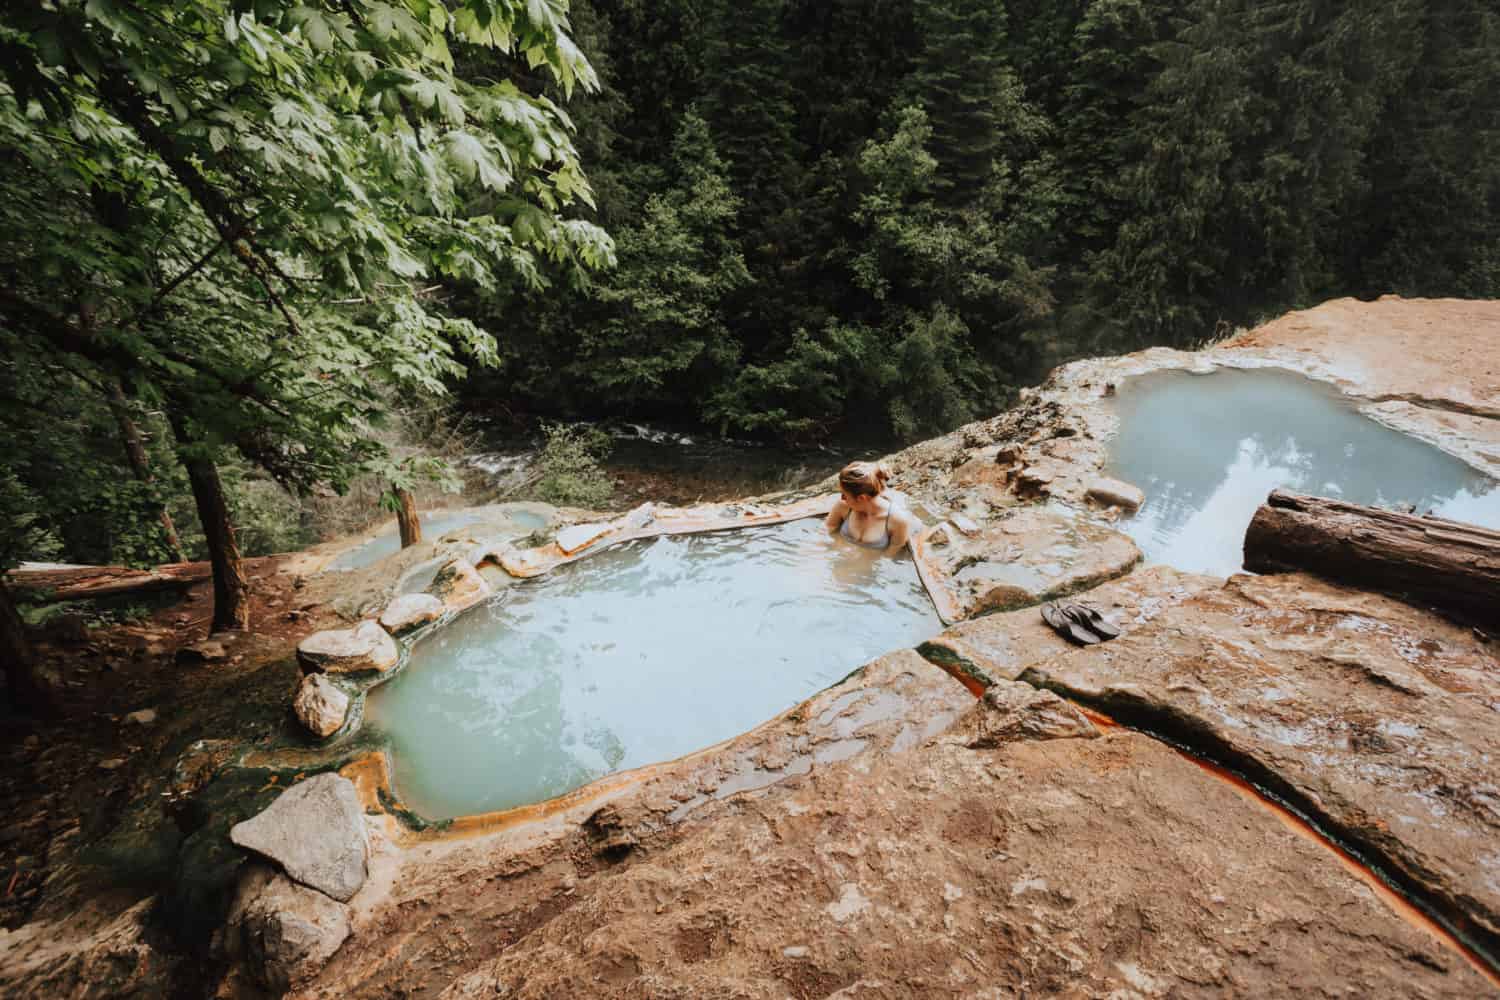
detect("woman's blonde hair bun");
top-left (838, 460), bottom-right (891, 496)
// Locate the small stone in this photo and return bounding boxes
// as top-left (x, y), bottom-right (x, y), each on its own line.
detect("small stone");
top-left (123, 708), bottom-right (158, 726)
top-left (292, 674), bottom-right (349, 739)
top-left (230, 773), bottom-right (368, 902)
top-left (782, 946), bottom-right (810, 959)
top-left (378, 593), bottom-right (444, 636)
top-left (1086, 476), bottom-right (1146, 511)
top-left (98, 758), bottom-right (126, 771)
top-left (950, 513), bottom-right (981, 536)
top-left (22, 735), bottom-right (39, 749)
top-left (176, 640), bottom-right (227, 666)
top-left (297, 621), bottom-right (398, 674)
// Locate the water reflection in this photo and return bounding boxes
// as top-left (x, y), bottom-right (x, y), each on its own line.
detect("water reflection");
top-left (1106, 368), bottom-right (1500, 577)
top-left (326, 508), bottom-right (547, 571)
top-left (365, 519), bottom-right (939, 819)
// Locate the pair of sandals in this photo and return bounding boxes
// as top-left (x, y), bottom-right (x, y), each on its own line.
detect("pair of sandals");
top-left (1042, 602), bottom-right (1121, 645)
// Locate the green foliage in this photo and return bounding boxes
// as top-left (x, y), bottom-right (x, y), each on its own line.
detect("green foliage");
top-left (0, 473), bottom-right (62, 573)
top-left (0, 0), bottom-right (613, 566)
top-left (532, 422), bottom-right (614, 508)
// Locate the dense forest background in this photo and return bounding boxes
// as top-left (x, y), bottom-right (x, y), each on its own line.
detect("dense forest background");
top-left (1, 0), bottom-right (1497, 589)
top-left (466, 0), bottom-right (1500, 441)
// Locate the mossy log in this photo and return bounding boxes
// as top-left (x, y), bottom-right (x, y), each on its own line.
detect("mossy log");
top-left (6, 562), bottom-right (212, 602)
top-left (1243, 489), bottom-right (1500, 630)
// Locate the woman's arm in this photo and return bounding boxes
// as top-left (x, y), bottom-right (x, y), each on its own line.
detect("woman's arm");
top-left (825, 497), bottom-right (850, 535)
top-left (885, 508), bottom-right (922, 553)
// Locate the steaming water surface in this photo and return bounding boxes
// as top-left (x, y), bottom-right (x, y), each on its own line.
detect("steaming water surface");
top-left (365, 519), bottom-right (939, 819)
top-left (1106, 368), bottom-right (1500, 576)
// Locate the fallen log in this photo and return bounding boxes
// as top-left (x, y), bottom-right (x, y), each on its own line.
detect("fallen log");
top-left (6, 561), bottom-right (212, 603)
top-left (1243, 489), bottom-right (1500, 630)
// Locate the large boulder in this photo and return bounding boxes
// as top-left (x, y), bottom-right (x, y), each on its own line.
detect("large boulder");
top-left (292, 674), bottom-right (349, 739)
top-left (229, 773), bottom-right (368, 902)
top-left (426, 558), bottom-right (490, 611)
top-left (378, 593), bottom-right (444, 635)
top-left (225, 864), bottom-right (352, 992)
top-left (297, 620), bottom-right (398, 674)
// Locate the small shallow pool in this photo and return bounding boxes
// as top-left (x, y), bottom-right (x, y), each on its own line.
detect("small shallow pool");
top-left (326, 508), bottom-right (548, 572)
top-left (1106, 367), bottom-right (1500, 576)
top-left (365, 519), bottom-right (940, 820)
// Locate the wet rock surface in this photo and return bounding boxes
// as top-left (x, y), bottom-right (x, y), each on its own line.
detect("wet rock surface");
top-left (425, 558), bottom-right (490, 611)
top-left (297, 620), bottom-right (398, 674)
top-left (229, 773), bottom-right (368, 902)
top-left (916, 506), bottom-right (1140, 621)
top-left (1010, 571), bottom-right (1500, 958)
top-left (345, 682), bottom-right (1485, 999)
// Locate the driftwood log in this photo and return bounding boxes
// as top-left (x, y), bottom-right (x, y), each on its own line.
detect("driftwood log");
top-left (5, 562), bottom-right (212, 603)
top-left (1243, 489), bottom-right (1500, 630)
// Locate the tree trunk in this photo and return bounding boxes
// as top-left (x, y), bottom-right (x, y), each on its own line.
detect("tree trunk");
top-left (1, 582), bottom-right (58, 717)
top-left (107, 381), bottom-right (186, 562)
top-left (169, 414), bottom-right (250, 632)
top-left (7, 562), bottom-right (211, 602)
top-left (1243, 489), bottom-right (1500, 630)
top-left (184, 454), bottom-right (250, 631)
top-left (394, 485), bottom-right (421, 548)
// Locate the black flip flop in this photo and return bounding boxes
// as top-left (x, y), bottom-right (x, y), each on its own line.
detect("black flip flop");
top-left (1062, 602), bottom-right (1121, 640)
top-left (1042, 603), bottom-right (1102, 645)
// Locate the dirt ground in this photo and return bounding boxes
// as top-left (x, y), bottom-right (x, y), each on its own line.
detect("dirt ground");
top-left (0, 555), bottom-right (344, 937)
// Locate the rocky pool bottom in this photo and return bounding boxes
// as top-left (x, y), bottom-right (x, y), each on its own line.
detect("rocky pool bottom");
top-left (365, 519), bottom-right (941, 820)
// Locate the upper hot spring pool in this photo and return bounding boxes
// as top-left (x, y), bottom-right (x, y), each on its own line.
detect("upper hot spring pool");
top-left (364, 518), bottom-right (940, 820)
top-left (326, 508), bottom-right (548, 572)
top-left (1106, 367), bottom-right (1500, 576)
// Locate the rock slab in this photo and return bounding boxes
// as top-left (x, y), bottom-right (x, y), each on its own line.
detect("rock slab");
top-left (297, 620), bottom-right (398, 674)
top-left (378, 592), bottom-right (444, 635)
top-left (229, 773), bottom-right (368, 902)
top-left (292, 674), bottom-right (349, 739)
top-left (1018, 571), bottom-right (1500, 957)
top-left (916, 506), bottom-right (1140, 621)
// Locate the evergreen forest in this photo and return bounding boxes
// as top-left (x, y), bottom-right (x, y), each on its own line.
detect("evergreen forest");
top-left (1, 0), bottom-right (1497, 708)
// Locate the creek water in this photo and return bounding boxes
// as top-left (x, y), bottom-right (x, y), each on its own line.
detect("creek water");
top-left (1105, 367), bottom-right (1500, 576)
top-left (326, 508), bottom-right (548, 572)
top-left (364, 518), bottom-right (940, 820)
